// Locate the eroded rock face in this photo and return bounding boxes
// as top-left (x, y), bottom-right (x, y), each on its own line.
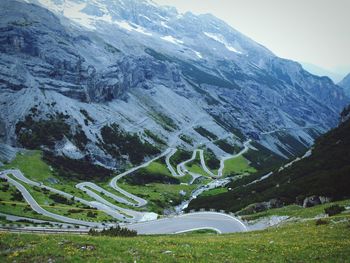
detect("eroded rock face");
top-left (338, 73), bottom-right (350, 97)
top-left (0, 0), bottom-right (349, 168)
top-left (0, 2), bottom-right (184, 105)
top-left (0, 143), bottom-right (17, 165)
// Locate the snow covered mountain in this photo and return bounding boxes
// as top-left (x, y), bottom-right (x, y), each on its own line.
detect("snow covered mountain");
top-left (0, 0), bottom-right (348, 168)
top-left (338, 73), bottom-right (350, 97)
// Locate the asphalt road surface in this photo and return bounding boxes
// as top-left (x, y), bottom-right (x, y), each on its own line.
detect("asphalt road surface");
top-left (125, 212), bottom-right (247, 234)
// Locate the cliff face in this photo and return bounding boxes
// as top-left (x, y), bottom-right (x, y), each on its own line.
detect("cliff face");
top-left (339, 73), bottom-right (350, 97)
top-left (0, 0), bottom-right (348, 168)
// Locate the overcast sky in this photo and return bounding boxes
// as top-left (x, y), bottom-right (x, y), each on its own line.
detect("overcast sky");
top-left (154, 0), bottom-right (350, 80)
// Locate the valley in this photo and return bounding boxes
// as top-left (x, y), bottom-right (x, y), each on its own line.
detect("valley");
top-left (0, 137), bottom-right (257, 233)
top-left (0, 0), bottom-right (349, 262)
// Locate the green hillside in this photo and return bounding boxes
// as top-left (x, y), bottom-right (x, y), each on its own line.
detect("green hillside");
top-left (187, 116), bottom-right (350, 213)
top-left (1, 217), bottom-right (349, 262)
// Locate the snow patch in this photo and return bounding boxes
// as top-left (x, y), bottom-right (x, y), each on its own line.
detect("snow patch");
top-left (139, 14), bottom-right (151, 21)
top-left (36, 0), bottom-right (152, 36)
top-left (160, 21), bottom-right (171, 29)
top-left (115, 20), bottom-right (152, 36)
top-left (133, 25), bottom-right (153, 36)
top-left (204, 32), bottom-right (242, 54)
top-left (193, 50), bottom-right (203, 59)
top-left (156, 13), bottom-right (169, 21)
top-left (55, 1), bottom-right (96, 30)
top-left (36, 0), bottom-right (119, 30)
top-left (115, 20), bottom-right (134, 31)
top-left (161, 35), bottom-right (184, 45)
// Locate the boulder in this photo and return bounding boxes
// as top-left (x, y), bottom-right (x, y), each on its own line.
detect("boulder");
top-left (303, 195), bottom-right (321, 208)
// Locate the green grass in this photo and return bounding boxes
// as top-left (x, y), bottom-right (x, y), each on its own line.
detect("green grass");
top-left (0, 220), bottom-right (57, 228)
top-left (178, 174), bottom-right (193, 184)
top-left (144, 161), bottom-right (171, 177)
top-left (1, 218), bottom-right (350, 262)
top-left (191, 118), bottom-right (350, 213)
top-left (241, 199), bottom-right (350, 221)
top-left (1, 151), bottom-right (51, 182)
top-left (0, 151), bottom-right (143, 218)
top-left (124, 159), bottom-right (180, 185)
top-left (1, 151), bottom-right (94, 201)
top-left (185, 152), bottom-right (210, 177)
top-left (0, 182), bottom-right (55, 221)
top-left (0, 151), bottom-right (201, 216)
top-left (200, 187), bottom-right (228, 197)
top-left (4, 174), bottom-right (115, 222)
top-left (223, 155), bottom-right (256, 177)
top-left (243, 142), bottom-right (284, 171)
top-left (44, 205), bottom-right (116, 223)
top-left (83, 185), bottom-right (140, 214)
top-left (118, 159), bottom-right (200, 213)
top-left (202, 149), bottom-right (220, 173)
top-left (169, 149), bottom-right (192, 168)
top-left (186, 163), bottom-right (207, 176)
top-left (177, 229), bottom-right (219, 235)
top-left (149, 158), bottom-right (192, 184)
top-left (118, 182), bottom-right (197, 214)
top-left (97, 183), bottom-right (138, 206)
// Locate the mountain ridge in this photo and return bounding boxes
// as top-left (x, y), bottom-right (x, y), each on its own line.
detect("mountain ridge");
top-left (0, 0), bottom-right (348, 169)
top-left (338, 73), bottom-right (350, 97)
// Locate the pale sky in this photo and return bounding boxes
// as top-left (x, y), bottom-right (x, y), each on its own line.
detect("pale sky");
top-left (154, 0), bottom-right (350, 80)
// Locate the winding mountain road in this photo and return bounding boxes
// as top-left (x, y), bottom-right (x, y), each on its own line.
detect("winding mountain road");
top-left (0, 140), bottom-right (251, 233)
top-left (165, 148), bottom-right (178, 177)
top-left (198, 149), bottom-right (216, 177)
top-left (0, 172), bottom-right (102, 227)
top-left (109, 148), bottom-right (171, 207)
top-left (176, 150), bottom-right (197, 177)
top-left (167, 140), bottom-right (252, 179)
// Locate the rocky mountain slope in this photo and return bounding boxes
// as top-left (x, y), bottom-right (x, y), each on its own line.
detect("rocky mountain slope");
top-left (187, 106), bottom-right (350, 212)
top-left (338, 73), bottom-right (350, 97)
top-left (0, 0), bottom-right (349, 169)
